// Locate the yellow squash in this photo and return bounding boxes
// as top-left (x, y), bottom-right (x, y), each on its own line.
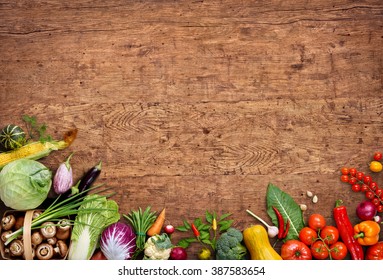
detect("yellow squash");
top-left (243, 224), bottom-right (282, 260)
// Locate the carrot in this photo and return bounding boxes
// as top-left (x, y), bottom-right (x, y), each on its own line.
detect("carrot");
top-left (147, 208), bottom-right (166, 236)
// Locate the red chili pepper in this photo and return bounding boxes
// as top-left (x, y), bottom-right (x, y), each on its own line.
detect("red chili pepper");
top-left (272, 206), bottom-right (285, 239)
top-left (333, 200), bottom-right (364, 260)
top-left (282, 220), bottom-right (290, 239)
top-left (191, 223), bottom-right (200, 238)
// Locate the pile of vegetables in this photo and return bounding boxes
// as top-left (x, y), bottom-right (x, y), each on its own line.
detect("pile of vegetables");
top-left (1, 116), bottom-right (383, 260)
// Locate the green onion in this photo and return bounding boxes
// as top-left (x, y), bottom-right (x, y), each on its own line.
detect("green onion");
top-left (4, 184), bottom-right (114, 246)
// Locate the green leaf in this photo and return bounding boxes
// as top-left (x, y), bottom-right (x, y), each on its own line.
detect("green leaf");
top-left (219, 212), bottom-right (232, 221)
top-left (218, 220), bottom-right (233, 232)
top-left (201, 239), bottom-right (212, 245)
top-left (205, 211), bottom-right (213, 223)
top-left (266, 183), bottom-right (305, 240)
top-left (176, 225), bottom-right (189, 232)
top-left (177, 239), bottom-right (191, 248)
top-left (199, 230), bottom-right (210, 241)
top-left (194, 217), bottom-right (203, 228)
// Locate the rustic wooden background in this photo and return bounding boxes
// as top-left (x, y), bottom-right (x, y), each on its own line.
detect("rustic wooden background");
top-left (1, 0), bottom-right (382, 259)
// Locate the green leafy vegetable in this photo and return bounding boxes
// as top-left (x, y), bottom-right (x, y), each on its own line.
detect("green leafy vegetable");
top-left (0, 158), bottom-right (52, 210)
top-left (266, 183), bottom-right (305, 240)
top-left (67, 194), bottom-right (120, 260)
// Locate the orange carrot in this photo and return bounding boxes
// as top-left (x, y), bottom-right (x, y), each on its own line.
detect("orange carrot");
top-left (147, 208), bottom-right (166, 236)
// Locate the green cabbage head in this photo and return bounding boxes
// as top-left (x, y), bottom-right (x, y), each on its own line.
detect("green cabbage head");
top-left (0, 159), bottom-right (52, 210)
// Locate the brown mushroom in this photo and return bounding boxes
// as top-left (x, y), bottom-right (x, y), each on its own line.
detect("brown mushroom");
top-left (46, 237), bottom-right (57, 246)
top-left (40, 222), bottom-right (56, 239)
top-left (14, 216), bottom-right (24, 230)
top-left (55, 219), bottom-right (71, 240)
top-left (1, 214), bottom-right (16, 231)
top-left (35, 243), bottom-right (54, 260)
top-left (1, 230), bottom-right (12, 243)
top-left (54, 240), bottom-right (68, 258)
top-left (31, 231), bottom-right (44, 247)
top-left (32, 211), bottom-right (43, 220)
top-left (9, 239), bottom-right (24, 257)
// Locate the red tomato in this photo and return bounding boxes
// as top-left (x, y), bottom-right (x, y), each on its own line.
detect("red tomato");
top-left (340, 167), bottom-right (349, 175)
top-left (308, 214), bottom-right (326, 231)
top-left (319, 226), bottom-right (339, 245)
top-left (366, 241), bottom-right (383, 260)
top-left (299, 227), bottom-right (318, 246)
top-left (280, 240), bottom-right (312, 260)
top-left (373, 152), bottom-right (383, 161)
top-left (330, 241), bottom-right (348, 260)
top-left (311, 240), bottom-right (329, 260)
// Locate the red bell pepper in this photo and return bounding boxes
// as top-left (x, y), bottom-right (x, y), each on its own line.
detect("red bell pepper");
top-left (333, 200), bottom-right (364, 260)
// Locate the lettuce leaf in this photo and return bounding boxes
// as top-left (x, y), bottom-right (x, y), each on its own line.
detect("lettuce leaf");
top-left (266, 183), bottom-right (305, 240)
top-left (67, 194), bottom-right (120, 260)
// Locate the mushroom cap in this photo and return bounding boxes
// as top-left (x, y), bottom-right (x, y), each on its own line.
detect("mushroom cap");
top-left (9, 239), bottom-right (24, 257)
top-left (36, 243), bottom-right (54, 260)
top-left (40, 221), bottom-right (57, 238)
top-left (1, 214), bottom-right (16, 231)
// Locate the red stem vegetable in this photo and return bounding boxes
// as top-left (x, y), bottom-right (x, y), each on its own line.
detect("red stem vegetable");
top-left (333, 199), bottom-right (364, 260)
top-left (272, 207), bottom-right (284, 239)
top-left (191, 223), bottom-right (200, 238)
top-left (282, 220), bottom-right (290, 239)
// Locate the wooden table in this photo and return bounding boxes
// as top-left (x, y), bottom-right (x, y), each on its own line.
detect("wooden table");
top-left (1, 0), bottom-right (382, 259)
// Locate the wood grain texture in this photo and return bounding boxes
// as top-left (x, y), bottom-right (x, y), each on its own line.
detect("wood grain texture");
top-left (0, 0), bottom-right (382, 259)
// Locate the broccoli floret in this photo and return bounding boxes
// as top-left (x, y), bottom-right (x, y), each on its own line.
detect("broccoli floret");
top-left (215, 228), bottom-right (247, 260)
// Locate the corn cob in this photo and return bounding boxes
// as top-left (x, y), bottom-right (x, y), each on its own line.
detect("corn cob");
top-left (0, 129), bottom-right (77, 169)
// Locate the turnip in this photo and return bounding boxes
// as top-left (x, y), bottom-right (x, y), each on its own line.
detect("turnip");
top-left (356, 200), bottom-right (377, 221)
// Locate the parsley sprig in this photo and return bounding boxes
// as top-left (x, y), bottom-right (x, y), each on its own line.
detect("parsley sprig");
top-left (22, 115), bottom-right (52, 143)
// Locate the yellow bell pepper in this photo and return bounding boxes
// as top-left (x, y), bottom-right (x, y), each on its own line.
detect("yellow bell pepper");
top-left (354, 220), bottom-right (380, 246)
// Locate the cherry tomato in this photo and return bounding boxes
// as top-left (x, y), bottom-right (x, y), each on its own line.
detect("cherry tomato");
top-left (366, 241), bottom-right (383, 260)
top-left (377, 204), bottom-right (383, 213)
top-left (340, 167), bottom-right (349, 175)
top-left (361, 184), bottom-right (369, 192)
top-left (351, 184), bottom-right (361, 192)
top-left (373, 152), bottom-right (383, 162)
top-left (348, 177), bottom-right (357, 185)
top-left (370, 161), bottom-right (383, 173)
top-left (375, 188), bottom-right (383, 197)
top-left (349, 168), bottom-right (357, 176)
top-left (311, 240), bottom-right (329, 260)
top-left (365, 191), bottom-right (375, 200)
top-left (308, 214), bottom-right (326, 231)
top-left (319, 226), bottom-right (339, 245)
top-left (280, 240), bottom-right (312, 260)
top-left (299, 227), bottom-right (318, 246)
top-left (369, 182), bottom-right (378, 192)
top-left (340, 175), bottom-right (349, 183)
top-left (356, 171), bottom-right (364, 180)
top-left (372, 198), bottom-right (380, 207)
top-left (330, 241), bottom-right (348, 260)
top-left (363, 175), bottom-right (372, 184)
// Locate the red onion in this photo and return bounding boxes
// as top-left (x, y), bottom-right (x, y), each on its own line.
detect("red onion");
top-left (169, 247), bottom-right (187, 260)
top-left (356, 200), bottom-right (377, 221)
